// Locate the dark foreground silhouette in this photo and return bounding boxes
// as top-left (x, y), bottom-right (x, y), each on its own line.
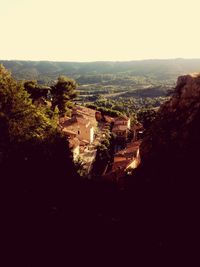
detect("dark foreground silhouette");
top-left (2, 147), bottom-right (200, 266)
top-left (2, 71), bottom-right (200, 265)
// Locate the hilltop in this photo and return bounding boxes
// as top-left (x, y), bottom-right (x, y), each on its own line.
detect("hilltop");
top-left (1, 58), bottom-right (200, 84)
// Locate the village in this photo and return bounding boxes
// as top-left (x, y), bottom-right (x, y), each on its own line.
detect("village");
top-left (59, 105), bottom-right (143, 181)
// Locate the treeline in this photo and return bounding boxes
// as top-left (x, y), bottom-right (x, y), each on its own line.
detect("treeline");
top-left (86, 96), bottom-right (167, 125)
top-left (86, 103), bottom-right (123, 117)
top-left (2, 58), bottom-right (200, 84)
top-left (122, 85), bottom-right (170, 98)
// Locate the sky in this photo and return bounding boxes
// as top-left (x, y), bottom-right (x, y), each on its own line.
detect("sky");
top-left (1, 0), bottom-right (200, 62)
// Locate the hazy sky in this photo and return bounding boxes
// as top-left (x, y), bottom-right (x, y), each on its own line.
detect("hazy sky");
top-left (1, 0), bottom-right (200, 61)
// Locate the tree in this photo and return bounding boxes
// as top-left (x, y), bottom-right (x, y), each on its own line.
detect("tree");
top-left (137, 108), bottom-right (157, 130)
top-left (24, 80), bottom-right (50, 102)
top-left (0, 65), bottom-right (51, 144)
top-left (0, 65), bottom-right (77, 211)
top-left (51, 76), bottom-right (78, 116)
top-left (0, 74), bottom-right (55, 148)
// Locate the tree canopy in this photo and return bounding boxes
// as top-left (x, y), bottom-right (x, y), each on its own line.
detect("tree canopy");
top-left (0, 65), bottom-right (77, 208)
top-left (51, 76), bottom-right (78, 116)
top-left (0, 65), bottom-right (56, 146)
top-left (24, 80), bottom-right (50, 103)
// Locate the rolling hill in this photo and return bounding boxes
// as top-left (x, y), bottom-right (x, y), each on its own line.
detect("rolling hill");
top-left (1, 58), bottom-right (200, 85)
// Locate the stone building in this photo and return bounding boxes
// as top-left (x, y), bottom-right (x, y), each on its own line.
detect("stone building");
top-left (112, 115), bottom-right (131, 139)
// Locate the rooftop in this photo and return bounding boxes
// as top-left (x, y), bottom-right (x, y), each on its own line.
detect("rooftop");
top-left (104, 115), bottom-right (115, 123)
top-left (73, 105), bottom-right (96, 117)
top-left (63, 129), bottom-right (77, 136)
top-left (115, 115), bottom-right (129, 122)
top-left (132, 123), bottom-right (143, 131)
top-left (62, 116), bottom-right (91, 128)
top-left (112, 158), bottom-right (133, 171)
top-left (113, 125), bottom-right (128, 131)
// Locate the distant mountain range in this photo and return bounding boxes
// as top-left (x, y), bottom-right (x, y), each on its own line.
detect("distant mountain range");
top-left (1, 59), bottom-right (200, 84)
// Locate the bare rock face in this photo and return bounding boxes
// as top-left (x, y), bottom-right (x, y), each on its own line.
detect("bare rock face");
top-left (140, 73), bottom-right (200, 163)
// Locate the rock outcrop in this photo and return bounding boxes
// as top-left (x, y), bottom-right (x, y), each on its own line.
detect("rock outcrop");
top-left (140, 73), bottom-right (200, 164)
top-left (125, 74), bottom-right (200, 252)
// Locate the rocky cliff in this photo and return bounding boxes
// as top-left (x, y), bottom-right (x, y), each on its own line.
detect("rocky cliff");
top-left (140, 73), bottom-right (200, 165)
top-left (125, 74), bottom-right (200, 252)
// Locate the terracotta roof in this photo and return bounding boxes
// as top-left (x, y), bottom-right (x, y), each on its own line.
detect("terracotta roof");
top-left (104, 115), bottom-right (115, 123)
top-left (73, 105), bottom-right (96, 117)
top-left (80, 139), bottom-right (90, 145)
top-left (115, 140), bottom-right (141, 155)
top-left (72, 105), bottom-right (97, 128)
top-left (132, 123), bottom-right (144, 131)
top-left (103, 141), bottom-right (141, 182)
top-left (103, 159), bottom-right (131, 181)
top-left (115, 115), bottom-right (129, 121)
top-left (113, 140), bottom-right (141, 168)
top-left (63, 129), bottom-right (77, 136)
top-left (115, 150), bottom-right (136, 159)
top-left (62, 116), bottom-right (91, 128)
top-left (74, 117), bottom-right (91, 126)
top-left (112, 157), bottom-right (132, 169)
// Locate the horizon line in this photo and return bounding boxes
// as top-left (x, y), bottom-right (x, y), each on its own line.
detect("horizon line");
top-left (1, 57), bottom-right (200, 63)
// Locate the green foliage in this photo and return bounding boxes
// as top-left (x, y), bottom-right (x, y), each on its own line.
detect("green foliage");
top-left (86, 103), bottom-right (123, 118)
top-left (92, 143), bottom-right (111, 177)
top-left (74, 157), bottom-right (88, 177)
top-left (0, 65), bottom-right (54, 144)
top-left (91, 126), bottom-right (115, 178)
top-left (0, 65), bottom-right (77, 207)
top-left (3, 58), bottom-right (200, 85)
top-left (0, 64), bottom-right (75, 168)
top-left (51, 75), bottom-right (78, 115)
top-left (24, 80), bottom-right (50, 102)
top-left (86, 96), bottom-right (167, 123)
top-left (137, 108), bottom-right (157, 129)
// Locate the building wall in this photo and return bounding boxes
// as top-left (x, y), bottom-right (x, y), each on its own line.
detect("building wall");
top-left (115, 120), bottom-right (126, 125)
top-left (90, 127), bottom-right (94, 143)
top-left (73, 146), bottom-right (80, 161)
top-left (76, 124), bottom-right (94, 144)
top-left (126, 148), bottom-right (141, 170)
top-left (115, 119), bottom-right (130, 129)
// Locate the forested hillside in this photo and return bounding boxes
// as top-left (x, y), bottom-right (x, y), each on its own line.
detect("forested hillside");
top-left (1, 58), bottom-right (200, 84)
top-left (2, 58), bottom-right (200, 119)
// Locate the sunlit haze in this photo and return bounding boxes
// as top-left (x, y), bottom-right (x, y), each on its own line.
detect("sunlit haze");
top-left (1, 0), bottom-right (200, 61)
